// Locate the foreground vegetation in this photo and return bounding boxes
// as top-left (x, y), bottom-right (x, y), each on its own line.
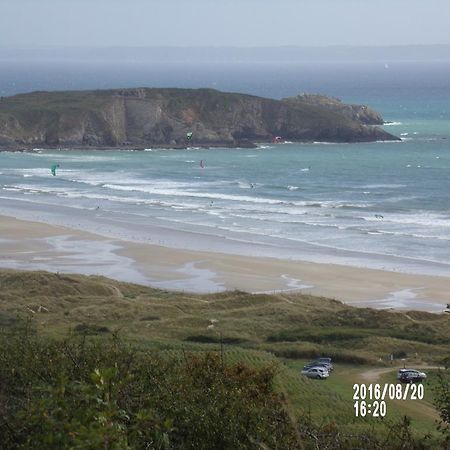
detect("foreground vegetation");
top-left (1, 331), bottom-right (298, 449)
top-left (0, 269), bottom-right (449, 449)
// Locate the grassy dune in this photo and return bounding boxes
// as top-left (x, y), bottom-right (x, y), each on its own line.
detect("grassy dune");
top-left (1, 269), bottom-right (448, 364)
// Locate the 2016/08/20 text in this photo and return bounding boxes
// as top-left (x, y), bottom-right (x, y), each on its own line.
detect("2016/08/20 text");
top-left (353, 383), bottom-right (424, 418)
top-left (353, 383), bottom-right (424, 401)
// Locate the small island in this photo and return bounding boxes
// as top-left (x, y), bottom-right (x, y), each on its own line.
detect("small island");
top-left (0, 88), bottom-right (398, 149)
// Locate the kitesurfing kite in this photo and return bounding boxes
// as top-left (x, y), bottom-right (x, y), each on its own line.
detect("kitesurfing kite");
top-left (50, 164), bottom-right (60, 176)
top-left (186, 131), bottom-right (193, 141)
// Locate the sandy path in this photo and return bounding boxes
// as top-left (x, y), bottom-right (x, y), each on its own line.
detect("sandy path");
top-left (358, 366), bottom-right (444, 383)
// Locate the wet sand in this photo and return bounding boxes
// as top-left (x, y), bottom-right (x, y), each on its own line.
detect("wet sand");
top-left (1, 214), bottom-right (449, 312)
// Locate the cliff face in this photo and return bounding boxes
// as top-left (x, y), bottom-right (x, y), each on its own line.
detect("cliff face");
top-left (0, 88), bottom-right (398, 149)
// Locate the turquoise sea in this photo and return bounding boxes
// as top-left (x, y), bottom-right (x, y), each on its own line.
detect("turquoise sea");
top-left (1, 61), bottom-right (450, 276)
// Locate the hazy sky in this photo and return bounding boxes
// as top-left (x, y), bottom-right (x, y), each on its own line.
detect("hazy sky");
top-left (1, 0), bottom-right (449, 48)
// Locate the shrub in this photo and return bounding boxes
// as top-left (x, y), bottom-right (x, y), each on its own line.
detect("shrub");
top-left (392, 350), bottom-right (408, 359)
top-left (184, 334), bottom-right (247, 345)
top-left (0, 331), bottom-right (297, 449)
top-left (272, 348), bottom-right (370, 365)
top-left (73, 323), bottom-right (111, 334)
top-left (267, 327), bottom-right (372, 343)
top-left (433, 371), bottom-right (450, 445)
top-left (139, 315), bottom-right (160, 321)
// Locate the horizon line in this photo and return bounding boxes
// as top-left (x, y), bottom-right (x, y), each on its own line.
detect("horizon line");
top-left (2, 44), bottom-right (450, 50)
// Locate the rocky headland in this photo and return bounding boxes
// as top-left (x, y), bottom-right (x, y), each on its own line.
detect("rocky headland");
top-left (283, 94), bottom-right (384, 125)
top-left (0, 88), bottom-right (398, 149)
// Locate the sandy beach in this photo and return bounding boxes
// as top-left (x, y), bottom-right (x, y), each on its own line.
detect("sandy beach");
top-left (1, 214), bottom-right (449, 313)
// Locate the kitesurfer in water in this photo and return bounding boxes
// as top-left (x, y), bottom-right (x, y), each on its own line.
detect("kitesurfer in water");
top-left (50, 164), bottom-right (60, 176)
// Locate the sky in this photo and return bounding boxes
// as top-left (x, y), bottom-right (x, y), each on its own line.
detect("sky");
top-left (1, 0), bottom-right (449, 48)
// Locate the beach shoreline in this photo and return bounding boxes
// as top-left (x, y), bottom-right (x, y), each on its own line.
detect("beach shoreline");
top-left (0, 133), bottom-right (400, 153)
top-left (1, 213), bottom-right (449, 313)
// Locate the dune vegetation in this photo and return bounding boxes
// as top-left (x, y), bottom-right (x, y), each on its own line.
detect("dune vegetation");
top-left (0, 269), bottom-right (449, 449)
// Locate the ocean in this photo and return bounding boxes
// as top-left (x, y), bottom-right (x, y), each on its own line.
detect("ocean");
top-left (1, 60), bottom-right (450, 277)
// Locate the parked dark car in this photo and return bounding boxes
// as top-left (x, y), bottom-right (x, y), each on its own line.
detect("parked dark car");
top-left (303, 362), bottom-right (331, 371)
top-left (303, 359), bottom-right (333, 371)
top-left (315, 357), bottom-right (333, 371)
top-left (302, 357), bottom-right (333, 373)
top-left (398, 369), bottom-right (427, 383)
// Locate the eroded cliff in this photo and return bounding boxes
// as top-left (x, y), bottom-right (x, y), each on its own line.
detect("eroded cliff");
top-left (0, 88), bottom-right (398, 148)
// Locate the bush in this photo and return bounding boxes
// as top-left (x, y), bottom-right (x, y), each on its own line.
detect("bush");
top-left (272, 348), bottom-right (370, 365)
top-left (0, 331), bottom-right (297, 449)
top-left (392, 350), bottom-right (408, 359)
top-left (184, 334), bottom-right (247, 345)
top-left (267, 327), bottom-right (372, 343)
top-left (433, 371), bottom-right (450, 445)
top-left (73, 323), bottom-right (111, 334)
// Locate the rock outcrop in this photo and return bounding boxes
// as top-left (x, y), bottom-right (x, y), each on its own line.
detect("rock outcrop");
top-left (0, 88), bottom-right (398, 149)
top-left (283, 94), bottom-right (384, 125)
